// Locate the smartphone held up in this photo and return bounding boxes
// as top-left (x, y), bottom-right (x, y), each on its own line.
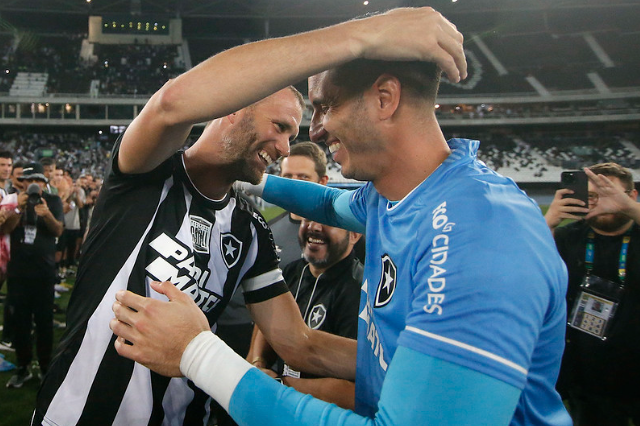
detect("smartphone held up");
top-left (561, 170), bottom-right (589, 216)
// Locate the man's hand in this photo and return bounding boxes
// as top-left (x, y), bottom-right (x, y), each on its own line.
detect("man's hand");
top-left (17, 192), bottom-right (28, 211)
top-left (545, 188), bottom-right (589, 230)
top-left (110, 280), bottom-right (210, 377)
top-left (584, 168), bottom-right (637, 219)
top-left (0, 208), bottom-right (9, 226)
top-left (356, 7), bottom-right (467, 83)
top-left (34, 198), bottom-right (51, 217)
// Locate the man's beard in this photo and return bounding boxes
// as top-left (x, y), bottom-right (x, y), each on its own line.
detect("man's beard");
top-left (587, 213), bottom-right (633, 234)
top-left (300, 232), bottom-right (350, 268)
top-left (222, 113), bottom-right (262, 184)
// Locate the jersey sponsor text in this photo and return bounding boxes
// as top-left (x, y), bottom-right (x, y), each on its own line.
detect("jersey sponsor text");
top-left (424, 201), bottom-right (455, 316)
top-left (146, 232), bottom-right (220, 312)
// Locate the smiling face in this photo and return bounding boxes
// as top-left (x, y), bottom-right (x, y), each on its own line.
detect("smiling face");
top-left (221, 88), bottom-right (303, 184)
top-left (0, 157), bottom-right (12, 181)
top-left (298, 219), bottom-right (352, 273)
top-left (308, 72), bottom-right (382, 182)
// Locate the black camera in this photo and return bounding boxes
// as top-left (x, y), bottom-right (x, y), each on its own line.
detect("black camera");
top-left (25, 183), bottom-right (42, 225)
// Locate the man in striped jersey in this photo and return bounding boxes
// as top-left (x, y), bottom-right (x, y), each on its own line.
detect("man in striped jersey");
top-left (33, 84), bottom-right (309, 423)
top-left (31, 35), bottom-right (325, 426)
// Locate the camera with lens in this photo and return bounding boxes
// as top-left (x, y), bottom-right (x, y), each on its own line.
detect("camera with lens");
top-left (25, 183), bottom-right (43, 225)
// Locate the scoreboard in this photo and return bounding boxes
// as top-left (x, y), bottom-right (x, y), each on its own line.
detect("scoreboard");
top-left (102, 15), bottom-right (171, 35)
top-left (88, 15), bottom-right (182, 44)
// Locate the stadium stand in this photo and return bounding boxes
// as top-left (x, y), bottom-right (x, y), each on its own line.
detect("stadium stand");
top-left (0, 0), bottom-right (637, 187)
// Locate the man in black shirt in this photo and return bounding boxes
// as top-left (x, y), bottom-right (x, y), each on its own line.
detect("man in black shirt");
top-left (2, 162), bottom-right (64, 388)
top-left (248, 218), bottom-right (362, 409)
top-left (545, 162), bottom-right (640, 425)
top-left (268, 142), bottom-right (330, 266)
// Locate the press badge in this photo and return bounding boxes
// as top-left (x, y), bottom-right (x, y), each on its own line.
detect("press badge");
top-left (23, 225), bottom-right (37, 245)
top-left (568, 275), bottom-right (624, 340)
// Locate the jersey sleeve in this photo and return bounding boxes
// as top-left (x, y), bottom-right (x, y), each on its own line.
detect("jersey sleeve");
top-left (261, 175), bottom-right (365, 233)
top-left (240, 206), bottom-right (289, 304)
top-left (108, 133), bottom-right (175, 184)
top-left (397, 192), bottom-right (566, 391)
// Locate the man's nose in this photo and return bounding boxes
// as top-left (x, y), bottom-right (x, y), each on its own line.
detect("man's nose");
top-left (309, 114), bottom-right (327, 143)
top-left (306, 220), bottom-right (323, 232)
top-left (275, 137), bottom-right (291, 159)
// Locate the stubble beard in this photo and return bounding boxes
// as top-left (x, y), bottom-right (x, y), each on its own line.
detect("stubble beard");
top-left (587, 213), bottom-right (633, 234)
top-left (338, 99), bottom-right (381, 183)
top-left (222, 113), bottom-right (262, 185)
top-left (301, 232), bottom-right (350, 268)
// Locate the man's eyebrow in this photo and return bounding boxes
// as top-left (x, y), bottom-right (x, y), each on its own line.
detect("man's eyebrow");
top-left (275, 119), bottom-right (299, 141)
top-left (276, 119), bottom-right (295, 132)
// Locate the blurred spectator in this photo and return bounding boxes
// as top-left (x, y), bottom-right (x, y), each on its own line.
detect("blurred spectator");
top-left (545, 162), bottom-right (640, 425)
top-left (0, 159), bottom-right (16, 351)
top-left (0, 151), bottom-right (13, 196)
top-left (2, 163), bottom-right (63, 388)
top-left (269, 142), bottom-right (329, 266)
top-left (61, 177), bottom-right (85, 276)
top-left (7, 161), bottom-right (25, 194)
top-left (0, 131), bottom-right (112, 180)
top-left (39, 157), bottom-right (58, 195)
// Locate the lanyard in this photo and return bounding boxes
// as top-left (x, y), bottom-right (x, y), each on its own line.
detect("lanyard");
top-left (585, 230), bottom-right (631, 284)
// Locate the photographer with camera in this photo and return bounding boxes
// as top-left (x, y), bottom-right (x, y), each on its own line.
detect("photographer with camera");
top-left (545, 162), bottom-right (640, 425)
top-left (0, 162), bottom-right (63, 388)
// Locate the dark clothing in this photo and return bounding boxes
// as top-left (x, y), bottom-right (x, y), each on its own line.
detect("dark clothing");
top-left (268, 212), bottom-right (303, 267)
top-left (554, 220), bottom-right (640, 424)
top-left (6, 191), bottom-right (63, 371)
top-left (279, 252), bottom-right (362, 379)
top-left (36, 138), bottom-right (286, 426)
top-left (61, 228), bottom-right (82, 268)
top-left (7, 192), bottom-right (64, 279)
top-left (7, 275), bottom-right (55, 370)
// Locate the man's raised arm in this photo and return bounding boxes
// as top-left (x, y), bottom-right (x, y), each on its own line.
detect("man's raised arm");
top-left (118, 7), bottom-right (466, 174)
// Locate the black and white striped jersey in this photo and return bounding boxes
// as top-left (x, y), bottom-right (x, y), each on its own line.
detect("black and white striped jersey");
top-left (34, 140), bottom-right (287, 426)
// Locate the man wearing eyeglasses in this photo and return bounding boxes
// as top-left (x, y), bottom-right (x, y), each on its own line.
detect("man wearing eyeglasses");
top-left (545, 162), bottom-right (640, 426)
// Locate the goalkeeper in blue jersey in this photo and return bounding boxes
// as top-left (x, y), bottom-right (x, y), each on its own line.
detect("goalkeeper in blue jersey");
top-left (109, 7), bottom-right (572, 426)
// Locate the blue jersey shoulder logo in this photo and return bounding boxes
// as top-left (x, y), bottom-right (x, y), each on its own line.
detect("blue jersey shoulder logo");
top-left (375, 254), bottom-right (397, 308)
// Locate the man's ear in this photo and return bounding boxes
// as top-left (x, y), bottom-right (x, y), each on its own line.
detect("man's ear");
top-left (319, 175), bottom-right (329, 185)
top-left (349, 232), bottom-right (362, 245)
top-left (371, 74), bottom-right (401, 121)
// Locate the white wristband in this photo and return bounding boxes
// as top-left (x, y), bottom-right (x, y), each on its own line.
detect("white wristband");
top-left (233, 174), bottom-right (267, 197)
top-left (180, 331), bottom-right (253, 411)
